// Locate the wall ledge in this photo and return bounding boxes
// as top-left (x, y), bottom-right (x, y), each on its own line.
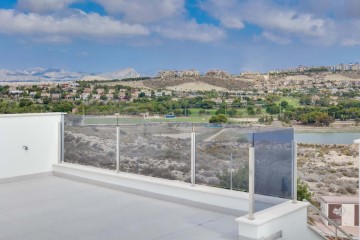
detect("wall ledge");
top-left (53, 162), bottom-right (286, 215)
top-left (236, 201), bottom-right (310, 226)
top-left (0, 112), bottom-right (66, 118)
top-left (0, 171), bottom-right (53, 184)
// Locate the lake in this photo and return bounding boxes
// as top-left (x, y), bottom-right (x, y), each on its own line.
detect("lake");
top-left (295, 132), bottom-right (360, 144)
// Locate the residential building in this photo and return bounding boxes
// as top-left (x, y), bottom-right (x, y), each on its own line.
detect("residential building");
top-left (0, 113), bottom-right (356, 240)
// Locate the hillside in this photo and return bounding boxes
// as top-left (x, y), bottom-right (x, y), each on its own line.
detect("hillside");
top-left (142, 76), bottom-right (253, 91)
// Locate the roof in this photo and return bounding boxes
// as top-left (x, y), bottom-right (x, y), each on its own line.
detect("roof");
top-left (0, 175), bottom-right (239, 240)
top-left (320, 196), bottom-right (359, 204)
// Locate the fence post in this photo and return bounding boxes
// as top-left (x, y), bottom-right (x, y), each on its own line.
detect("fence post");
top-left (60, 114), bottom-right (64, 163)
top-left (230, 153), bottom-right (233, 191)
top-left (58, 122), bottom-right (62, 163)
top-left (292, 140), bottom-right (298, 203)
top-left (248, 147), bottom-right (255, 220)
top-left (116, 126), bottom-right (120, 173)
top-left (191, 126), bottom-right (196, 186)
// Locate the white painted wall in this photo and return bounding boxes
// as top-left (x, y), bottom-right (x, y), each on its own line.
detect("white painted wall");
top-left (320, 200), bottom-right (329, 226)
top-left (0, 113), bottom-right (64, 179)
top-left (342, 204), bottom-right (355, 226)
top-left (236, 201), bottom-right (323, 240)
top-left (53, 163), bottom-right (287, 215)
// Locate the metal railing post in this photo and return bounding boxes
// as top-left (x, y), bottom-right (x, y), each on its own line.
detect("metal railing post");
top-left (335, 228), bottom-right (337, 240)
top-left (116, 126), bottom-right (120, 173)
top-left (61, 114), bottom-right (64, 162)
top-left (230, 153), bottom-right (233, 191)
top-left (248, 147), bottom-right (255, 220)
top-left (58, 122), bottom-right (62, 163)
top-left (292, 140), bottom-right (297, 203)
top-left (191, 126), bottom-right (196, 186)
top-left (304, 199), bottom-right (354, 240)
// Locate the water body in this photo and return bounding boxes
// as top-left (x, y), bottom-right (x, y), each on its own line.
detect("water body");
top-left (295, 132), bottom-right (360, 144)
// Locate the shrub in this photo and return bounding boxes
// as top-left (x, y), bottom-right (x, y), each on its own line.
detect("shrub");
top-left (209, 114), bottom-right (228, 123)
top-left (297, 179), bottom-right (312, 201)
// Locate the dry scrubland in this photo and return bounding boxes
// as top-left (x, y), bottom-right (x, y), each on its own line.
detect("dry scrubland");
top-left (64, 125), bottom-right (249, 187)
top-left (298, 144), bottom-right (359, 201)
top-left (64, 118), bottom-right (358, 201)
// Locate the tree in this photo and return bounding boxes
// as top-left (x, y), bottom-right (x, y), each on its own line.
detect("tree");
top-left (173, 109), bottom-right (183, 116)
top-left (19, 98), bottom-right (33, 108)
top-left (53, 101), bottom-right (74, 112)
top-left (201, 100), bottom-right (216, 109)
top-left (42, 96), bottom-right (51, 104)
top-left (300, 96), bottom-right (312, 105)
top-left (182, 108), bottom-right (191, 116)
top-left (266, 104), bottom-right (280, 114)
top-left (209, 114), bottom-right (228, 123)
top-left (198, 109), bottom-right (206, 116)
top-left (227, 108), bottom-right (237, 117)
top-left (355, 118), bottom-right (360, 126)
top-left (280, 100), bottom-right (288, 109)
top-left (247, 106), bottom-right (255, 115)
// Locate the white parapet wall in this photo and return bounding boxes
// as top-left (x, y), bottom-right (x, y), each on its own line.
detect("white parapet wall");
top-left (236, 201), bottom-right (323, 240)
top-left (0, 113), bottom-right (65, 180)
top-left (53, 162), bottom-right (287, 216)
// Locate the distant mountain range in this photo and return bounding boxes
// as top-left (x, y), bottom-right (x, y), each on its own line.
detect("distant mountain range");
top-left (0, 67), bottom-right (140, 82)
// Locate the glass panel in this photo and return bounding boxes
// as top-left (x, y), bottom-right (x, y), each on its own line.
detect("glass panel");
top-left (195, 124), bottom-right (252, 191)
top-left (119, 123), bottom-right (191, 182)
top-left (64, 115), bottom-right (117, 170)
top-left (253, 128), bottom-right (294, 199)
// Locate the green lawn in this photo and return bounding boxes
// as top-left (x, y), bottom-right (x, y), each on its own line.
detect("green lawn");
top-left (188, 108), bottom-right (217, 116)
top-left (84, 115), bottom-right (210, 124)
top-left (188, 108), bottom-right (263, 118)
top-left (84, 106), bottom-right (267, 125)
top-left (278, 97), bottom-right (300, 108)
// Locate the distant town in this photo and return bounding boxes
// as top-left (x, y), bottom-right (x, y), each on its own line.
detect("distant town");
top-left (1, 62), bottom-right (360, 127)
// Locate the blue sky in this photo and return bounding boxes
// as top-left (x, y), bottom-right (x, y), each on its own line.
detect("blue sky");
top-left (0, 0), bottom-right (359, 74)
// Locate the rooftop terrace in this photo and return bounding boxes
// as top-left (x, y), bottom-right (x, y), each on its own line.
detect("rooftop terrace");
top-left (0, 113), bottom-right (350, 240)
top-left (0, 175), bottom-right (238, 240)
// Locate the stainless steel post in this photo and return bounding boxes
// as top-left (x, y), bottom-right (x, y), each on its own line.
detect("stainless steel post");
top-left (191, 128), bottom-right (196, 186)
top-left (292, 140), bottom-right (298, 203)
top-left (116, 126), bottom-right (120, 172)
top-left (61, 114), bottom-right (64, 162)
top-left (230, 153), bottom-right (233, 191)
top-left (58, 122), bottom-right (62, 163)
top-left (248, 147), bottom-right (255, 220)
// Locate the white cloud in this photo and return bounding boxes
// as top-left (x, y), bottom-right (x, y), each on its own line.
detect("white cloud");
top-left (93, 0), bottom-right (185, 23)
top-left (17, 0), bottom-right (78, 13)
top-left (0, 9), bottom-right (149, 41)
top-left (219, 17), bottom-right (244, 30)
top-left (201, 0), bottom-right (360, 45)
top-left (202, 0), bottom-right (329, 38)
top-left (153, 19), bottom-right (226, 43)
top-left (200, 0), bottom-right (244, 30)
top-left (262, 32), bottom-right (291, 45)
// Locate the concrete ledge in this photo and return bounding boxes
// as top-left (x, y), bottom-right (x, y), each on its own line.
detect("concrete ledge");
top-left (53, 163), bottom-right (285, 216)
top-left (235, 201), bottom-right (322, 240)
top-left (0, 112), bottom-right (66, 118)
top-left (0, 171), bottom-right (53, 184)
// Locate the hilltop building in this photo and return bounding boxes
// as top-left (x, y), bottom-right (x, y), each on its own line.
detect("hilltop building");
top-left (158, 69), bottom-right (200, 79)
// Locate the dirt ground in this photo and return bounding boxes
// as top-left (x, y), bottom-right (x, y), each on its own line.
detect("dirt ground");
top-left (298, 143), bottom-right (359, 202)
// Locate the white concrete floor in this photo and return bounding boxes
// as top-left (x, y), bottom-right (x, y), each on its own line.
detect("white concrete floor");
top-left (0, 176), bottom-right (239, 240)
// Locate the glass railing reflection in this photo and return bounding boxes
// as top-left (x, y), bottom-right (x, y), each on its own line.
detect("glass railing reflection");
top-left (64, 115), bottom-right (295, 202)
